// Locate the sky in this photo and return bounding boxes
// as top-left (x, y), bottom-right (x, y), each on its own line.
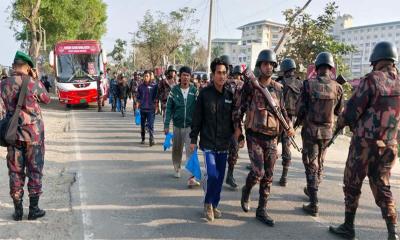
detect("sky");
top-left (1, 0), bottom-right (400, 66)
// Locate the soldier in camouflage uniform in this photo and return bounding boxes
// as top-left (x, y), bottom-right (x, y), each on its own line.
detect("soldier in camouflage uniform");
top-left (1, 51), bottom-right (50, 221)
top-left (130, 72), bottom-right (141, 112)
top-left (276, 58), bottom-right (302, 187)
top-left (157, 65), bottom-right (177, 120)
top-left (329, 41), bottom-right (400, 240)
top-left (296, 52), bottom-right (344, 216)
top-left (225, 65), bottom-right (245, 190)
top-left (233, 50), bottom-right (295, 226)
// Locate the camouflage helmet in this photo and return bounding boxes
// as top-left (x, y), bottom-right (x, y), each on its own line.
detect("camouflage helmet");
top-left (167, 65), bottom-right (177, 73)
top-left (315, 52), bottom-right (334, 69)
top-left (369, 41), bottom-right (398, 63)
top-left (280, 58), bottom-right (296, 72)
top-left (202, 74), bottom-right (208, 81)
top-left (220, 55), bottom-right (232, 66)
top-left (256, 49), bottom-right (277, 68)
top-left (232, 65), bottom-right (243, 75)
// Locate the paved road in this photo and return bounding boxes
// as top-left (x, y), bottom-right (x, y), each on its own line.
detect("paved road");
top-left (68, 104), bottom-right (400, 240)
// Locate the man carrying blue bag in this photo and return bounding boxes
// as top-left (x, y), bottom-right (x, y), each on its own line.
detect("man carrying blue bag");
top-left (189, 57), bottom-right (236, 222)
top-left (164, 66), bottom-right (199, 188)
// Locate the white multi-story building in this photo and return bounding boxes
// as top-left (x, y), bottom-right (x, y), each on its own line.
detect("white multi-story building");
top-left (212, 20), bottom-right (285, 69)
top-left (332, 15), bottom-right (400, 77)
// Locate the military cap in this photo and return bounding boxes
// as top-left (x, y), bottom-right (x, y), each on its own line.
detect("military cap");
top-left (13, 51), bottom-right (34, 68)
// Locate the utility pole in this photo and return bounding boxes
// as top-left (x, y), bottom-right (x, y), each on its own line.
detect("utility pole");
top-left (274, 0), bottom-right (312, 53)
top-left (206, 0), bottom-right (214, 76)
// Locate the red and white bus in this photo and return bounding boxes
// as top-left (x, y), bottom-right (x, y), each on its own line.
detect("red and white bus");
top-left (49, 40), bottom-right (107, 107)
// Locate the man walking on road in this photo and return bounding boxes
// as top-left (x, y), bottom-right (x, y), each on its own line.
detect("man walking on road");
top-left (296, 52), bottom-right (344, 217)
top-left (276, 58), bottom-right (302, 187)
top-left (1, 51), bottom-right (51, 221)
top-left (164, 66), bottom-right (199, 187)
top-left (190, 57), bottom-right (235, 222)
top-left (137, 70), bottom-right (158, 146)
top-left (225, 65), bottom-right (245, 190)
top-left (329, 41), bottom-right (400, 240)
top-left (157, 65), bottom-right (177, 120)
top-left (233, 49), bottom-right (295, 226)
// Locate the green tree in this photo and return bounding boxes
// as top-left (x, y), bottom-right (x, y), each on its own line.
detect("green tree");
top-left (9, 0), bottom-right (107, 63)
top-left (108, 39), bottom-right (127, 69)
top-left (280, 2), bottom-right (355, 78)
top-left (211, 45), bottom-right (223, 60)
top-left (135, 7), bottom-right (199, 69)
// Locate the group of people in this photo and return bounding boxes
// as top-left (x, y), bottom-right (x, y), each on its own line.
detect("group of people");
top-left (143, 41), bottom-right (399, 240)
top-left (0, 40), bottom-right (398, 240)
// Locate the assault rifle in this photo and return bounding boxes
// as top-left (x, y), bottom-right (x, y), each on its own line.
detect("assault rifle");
top-left (242, 68), bottom-right (302, 152)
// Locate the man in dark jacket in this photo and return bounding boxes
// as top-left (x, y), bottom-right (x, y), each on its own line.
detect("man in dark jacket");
top-left (117, 74), bottom-right (130, 117)
top-left (137, 70), bottom-right (158, 146)
top-left (189, 57), bottom-right (235, 222)
top-left (164, 66), bottom-right (199, 187)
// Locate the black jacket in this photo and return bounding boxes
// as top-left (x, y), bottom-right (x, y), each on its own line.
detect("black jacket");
top-left (190, 84), bottom-right (234, 151)
top-left (117, 82), bottom-right (130, 99)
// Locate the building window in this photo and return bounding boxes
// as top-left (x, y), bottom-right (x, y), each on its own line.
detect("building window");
top-left (382, 26), bottom-right (386, 30)
top-left (367, 28), bottom-right (371, 32)
top-left (367, 36), bottom-right (370, 39)
top-left (243, 57), bottom-right (246, 62)
top-left (388, 33), bottom-right (393, 37)
top-left (366, 43), bottom-right (370, 46)
top-left (389, 26), bottom-right (394, 29)
top-left (360, 36), bottom-right (364, 40)
top-left (360, 29), bottom-right (364, 33)
top-left (397, 25), bottom-right (400, 29)
top-left (374, 35), bottom-right (378, 38)
top-left (396, 33), bottom-right (400, 36)
top-left (272, 34), bottom-right (279, 38)
top-left (252, 26), bottom-right (255, 30)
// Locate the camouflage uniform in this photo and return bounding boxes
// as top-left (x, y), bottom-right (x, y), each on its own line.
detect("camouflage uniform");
top-left (296, 75), bottom-right (343, 204)
top-left (278, 76), bottom-right (302, 168)
top-left (130, 78), bottom-right (141, 111)
top-left (234, 78), bottom-right (290, 222)
top-left (338, 68), bottom-right (400, 224)
top-left (226, 79), bottom-right (244, 167)
top-left (1, 73), bottom-right (51, 201)
top-left (157, 78), bottom-right (176, 118)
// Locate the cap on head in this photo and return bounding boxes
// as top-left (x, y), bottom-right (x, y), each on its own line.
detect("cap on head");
top-left (315, 52), bottom-right (334, 69)
top-left (232, 65), bottom-right (243, 75)
top-left (256, 49), bottom-right (277, 68)
top-left (167, 65), bottom-right (177, 72)
top-left (280, 58), bottom-right (296, 73)
top-left (179, 66), bottom-right (192, 76)
top-left (13, 51), bottom-right (34, 68)
top-left (369, 41), bottom-right (398, 63)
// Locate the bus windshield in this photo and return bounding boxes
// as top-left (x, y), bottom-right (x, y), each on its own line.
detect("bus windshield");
top-left (57, 53), bottom-right (100, 82)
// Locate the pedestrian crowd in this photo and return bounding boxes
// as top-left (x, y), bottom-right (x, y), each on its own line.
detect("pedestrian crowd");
top-left (0, 40), bottom-right (399, 240)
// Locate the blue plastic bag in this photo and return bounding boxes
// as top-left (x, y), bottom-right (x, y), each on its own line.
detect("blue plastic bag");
top-left (163, 133), bottom-right (174, 151)
top-left (135, 110), bottom-right (141, 125)
top-left (185, 148), bottom-right (201, 181)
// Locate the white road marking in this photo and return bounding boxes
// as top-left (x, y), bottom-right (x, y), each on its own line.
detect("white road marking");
top-left (71, 111), bottom-right (94, 240)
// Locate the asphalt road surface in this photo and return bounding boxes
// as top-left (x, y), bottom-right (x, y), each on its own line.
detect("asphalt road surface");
top-left (67, 103), bottom-right (400, 240)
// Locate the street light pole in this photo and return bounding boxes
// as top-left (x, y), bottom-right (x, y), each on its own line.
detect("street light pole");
top-left (206, 0), bottom-right (214, 76)
top-left (128, 32), bottom-right (136, 69)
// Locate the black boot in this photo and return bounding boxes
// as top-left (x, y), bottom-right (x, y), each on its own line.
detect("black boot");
top-left (279, 167), bottom-right (289, 187)
top-left (241, 186), bottom-right (251, 212)
top-left (28, 196), bottom-right (46, 220)
top-left (329, 212), bottom-right (356, 239)
top-left (302, 188), bottom-right (319, 217)
top-left (226, 165), bottom-right (238, 190)
top-left (255, 196), bottom-right (274, 226)
top-left (12, 199), bottom-right (23, 221)
top-left (149, 137), bottom-right (155, 147)
top-left (386, 218), bottom-right (399, 240)
top-left (141, 131), bottom-right (145, 144)
top-left (303, 186), bottom-right (309, 197)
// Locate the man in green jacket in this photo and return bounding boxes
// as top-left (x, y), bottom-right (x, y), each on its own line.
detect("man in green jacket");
top-left (164, 66), bottom-right (200, 188)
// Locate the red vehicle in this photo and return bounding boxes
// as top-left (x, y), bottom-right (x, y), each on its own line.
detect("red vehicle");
top-left (49, 40), bottom-right (107, 106)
